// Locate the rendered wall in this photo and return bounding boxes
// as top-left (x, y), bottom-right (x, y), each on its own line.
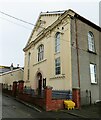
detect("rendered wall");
top-left (71, 18), bottom-right (100, 104)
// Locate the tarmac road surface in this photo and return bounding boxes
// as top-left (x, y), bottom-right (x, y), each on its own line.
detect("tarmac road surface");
top-left (2, 94), bottom-right (80, 119)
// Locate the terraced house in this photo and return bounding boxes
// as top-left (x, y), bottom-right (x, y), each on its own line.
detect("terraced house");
top-left (23, 9), bottom-right (101, 106)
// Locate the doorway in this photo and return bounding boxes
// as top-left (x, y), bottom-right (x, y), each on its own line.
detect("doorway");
top-left (37, 72), bottom-right (42, 95)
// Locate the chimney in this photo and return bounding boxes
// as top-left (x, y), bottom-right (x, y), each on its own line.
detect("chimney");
top-left (10, 63), bottom-right (13, 71)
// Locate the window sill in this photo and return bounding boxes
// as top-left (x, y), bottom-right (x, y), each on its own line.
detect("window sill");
top-left (50, 74), bottom-right (65, 79)
top-left (91, 82), bottom-right (97, 85)
top-left (87, 50), bottom-right (97, 55)
top-left (33, 59), bottom-right (47, 66)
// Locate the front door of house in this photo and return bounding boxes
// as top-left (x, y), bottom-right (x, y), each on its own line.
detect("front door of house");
top-left (38, 79), bottom-right (42, 95)
top-left (37, 73), bottom-right (42, 95)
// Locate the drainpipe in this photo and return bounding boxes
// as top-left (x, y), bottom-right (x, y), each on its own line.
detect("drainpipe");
top-left (75, 17), bottom-right (81, 108)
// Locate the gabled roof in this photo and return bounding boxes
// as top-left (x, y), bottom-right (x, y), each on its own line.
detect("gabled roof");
top-left (0, 66), bottom-right (11, 74)
top-left (0, 67), bottom-right (24, 76)
top-left (70, 9), bottom-right (101, 31)
top-left (25, 10), bottom-right (65, 47)
top-left (0, 65), bottom-right (24, 74)
top-left (23, 9), bottom-right (101, 52)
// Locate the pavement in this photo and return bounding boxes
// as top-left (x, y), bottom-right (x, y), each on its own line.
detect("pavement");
top-left (61, 104), bottom-right (101, 118)
top-left (3, 93), bottom-right (101, 118)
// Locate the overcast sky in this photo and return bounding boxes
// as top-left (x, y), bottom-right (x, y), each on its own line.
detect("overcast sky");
top-left (0, 0), bottom-right (100, 67)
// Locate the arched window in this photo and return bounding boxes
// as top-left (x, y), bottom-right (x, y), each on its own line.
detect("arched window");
top-left (38, 44), bottom-right (44, 62)
top-left (88, 31), bottom-right (95, 52)
top-left (55, 32), bottom-right (60, 53)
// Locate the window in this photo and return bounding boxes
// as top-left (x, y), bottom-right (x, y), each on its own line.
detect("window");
top-left (90, 63), bottom-right (97, 84)
top-left (55, 57), bottom-right (61, 75)
top-left (38, 44), bottom-right (44, 62)
top-left (27, 69), bottom-right (30, 80)
top-left (88, 31), bottom-right (95, 52)
top-left (28, 52), bottom-right (31, 67)
top-left (43, 78), bottom-right (46, 88)
top-left (55, 32), bottom-right (60, 53)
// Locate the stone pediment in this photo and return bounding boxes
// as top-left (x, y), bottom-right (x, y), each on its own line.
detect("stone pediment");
top-left (25, 11), bottom-right (65, 47)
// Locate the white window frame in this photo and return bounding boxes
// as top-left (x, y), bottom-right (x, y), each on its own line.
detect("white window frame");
top-left (88, 31), bottom-right (95, 52)
top-left (38, 44), bottom-right (44, 62)
top-left (90, 63), bottom-right (97, 84)
top-left (55, 32), bottom-right (60, 53)
top-left (55, 57), bottom-right (61, 75)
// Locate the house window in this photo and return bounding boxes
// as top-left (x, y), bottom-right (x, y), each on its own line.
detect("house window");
top-left (43, 78), bottom-right (46, 88)
top-left (28, 52), bottom-right (31, 67)
top-left (88, 31), bottom-right (95, 52)
top-left (55, 32), bottom-right (60, 53)
top-left (27, 69), bottom-right (30, 80)
top-left (55, 57), bottom-right (61, 75)
top-left (90, 63), bottom-right (97, 84)
top-left (38, 44), bottom-right (44, 62)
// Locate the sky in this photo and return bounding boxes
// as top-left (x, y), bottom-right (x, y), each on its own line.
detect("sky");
top-left (0, 0), bottom-right (100, 67)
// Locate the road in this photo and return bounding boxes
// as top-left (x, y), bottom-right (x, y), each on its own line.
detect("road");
top-left (2, 95), bottom-right (79, 119)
